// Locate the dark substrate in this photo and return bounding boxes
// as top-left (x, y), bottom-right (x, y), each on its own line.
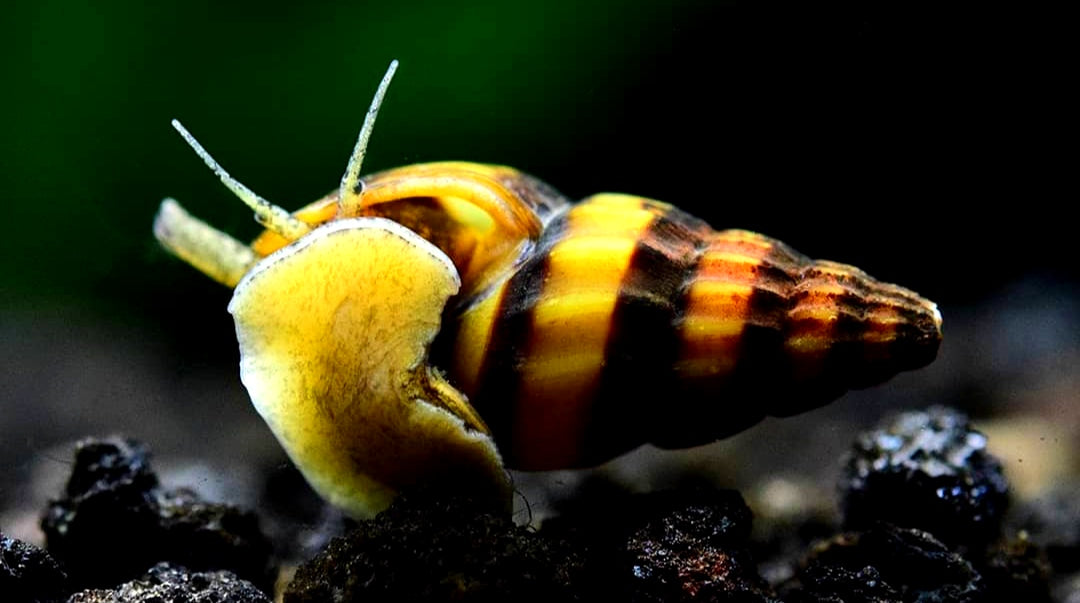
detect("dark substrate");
top-left (3, 406), bottom-right (1077, 602)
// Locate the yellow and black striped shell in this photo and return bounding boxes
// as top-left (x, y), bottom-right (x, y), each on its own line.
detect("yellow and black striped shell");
top-left (154, 63), bottom-right (942, 517)
top-left (250, 165), bottom-right (941, 470)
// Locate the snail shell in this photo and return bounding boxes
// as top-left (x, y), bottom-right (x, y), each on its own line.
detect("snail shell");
top-left (154, 62), bottom-right (942, 517)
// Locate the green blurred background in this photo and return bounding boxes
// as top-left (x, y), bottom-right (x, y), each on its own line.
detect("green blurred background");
top-left (4, 1), bottom-right (1070, 327)
top-left (1, 2), bottom-right (1074, 515)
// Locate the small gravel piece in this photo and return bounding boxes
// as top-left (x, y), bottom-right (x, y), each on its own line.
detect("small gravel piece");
top-left (1, 531), bottom-right (70, 603)
top-left (67, 562), bottom-right (270, 603)
top-left (40, 437), bottom-right (273, 591)
top-left (841, 406), bottom-right (1010, 547)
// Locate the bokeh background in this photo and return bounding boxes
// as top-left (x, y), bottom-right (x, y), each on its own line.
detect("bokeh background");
top-left (2, 2), bottom-right (1075, 528)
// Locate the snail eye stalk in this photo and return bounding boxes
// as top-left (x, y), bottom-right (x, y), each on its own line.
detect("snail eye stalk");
top-left (339, 59), bottom-right (399, 214)
top-left (171, 119), bottom-right (312, 241)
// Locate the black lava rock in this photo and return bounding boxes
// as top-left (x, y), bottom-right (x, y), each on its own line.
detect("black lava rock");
top-left (841, 406), bottom-right (1009, 548)
top-left (620, 489), bottom-right (776, 602)
top-left (1, 532), bottom-right (70, 603)
top-left (791, 563), bottom-right (902, 602)
top-left (785, 523), bottom-right (985, 602)
top-left (286, 486), bottom-right (778, 603)
top-left (284, 487), bottom-right (592, 602)
top-left (68, 562), bottom-right (270, 603)
top-left (40, 437), bottom-right (273, 592)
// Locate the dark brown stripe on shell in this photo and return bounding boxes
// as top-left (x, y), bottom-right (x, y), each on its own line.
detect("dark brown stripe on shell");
top-left (469, 213), bottom-right (570, 457)
top-left (580, 205), bottom-right (709, 464)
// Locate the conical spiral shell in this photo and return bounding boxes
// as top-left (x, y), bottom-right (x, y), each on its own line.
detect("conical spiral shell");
top-left (445, 194), bottom-right (942, 470)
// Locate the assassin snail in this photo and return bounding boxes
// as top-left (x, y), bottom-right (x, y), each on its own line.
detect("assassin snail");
top-left (154, 60), bottom-right (943, 517)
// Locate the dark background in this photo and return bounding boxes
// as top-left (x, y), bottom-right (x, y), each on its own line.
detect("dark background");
top-left (1, 2), bottom-right (1074, 519)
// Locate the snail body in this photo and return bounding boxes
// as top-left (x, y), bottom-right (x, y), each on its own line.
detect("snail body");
top-left (154, 62), bottom-right (942, 517)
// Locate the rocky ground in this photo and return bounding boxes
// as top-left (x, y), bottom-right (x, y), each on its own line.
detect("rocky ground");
top-left (2, 278), bottom-right (1078, 601)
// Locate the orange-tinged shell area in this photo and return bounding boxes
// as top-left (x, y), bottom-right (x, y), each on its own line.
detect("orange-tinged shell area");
top-left (251, 162), bottom-right (567, 300)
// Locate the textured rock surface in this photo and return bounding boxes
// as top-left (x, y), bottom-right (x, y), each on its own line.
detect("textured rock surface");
top-left (5, 408), bottom-right (1068, 600)
top-left (783, 524), bottom-right (985, 601)
top-left (286, 486), bottom-right (780, 602)
top-left (1, 531), bottom-right (70, 603)
top-left (40, 437), bottom-right (273, 591)
top-left (841, 406), bottom-right (1010, 547)
top-left (67, 562), bottom-right (269, 603)
top-left (618, 489), bottom-right (775, 602)
top-left (285, 488), bottom-right (592, 602)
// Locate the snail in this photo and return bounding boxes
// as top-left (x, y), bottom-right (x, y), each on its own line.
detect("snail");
top-left (154, 61), bottom-right (943, 518)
